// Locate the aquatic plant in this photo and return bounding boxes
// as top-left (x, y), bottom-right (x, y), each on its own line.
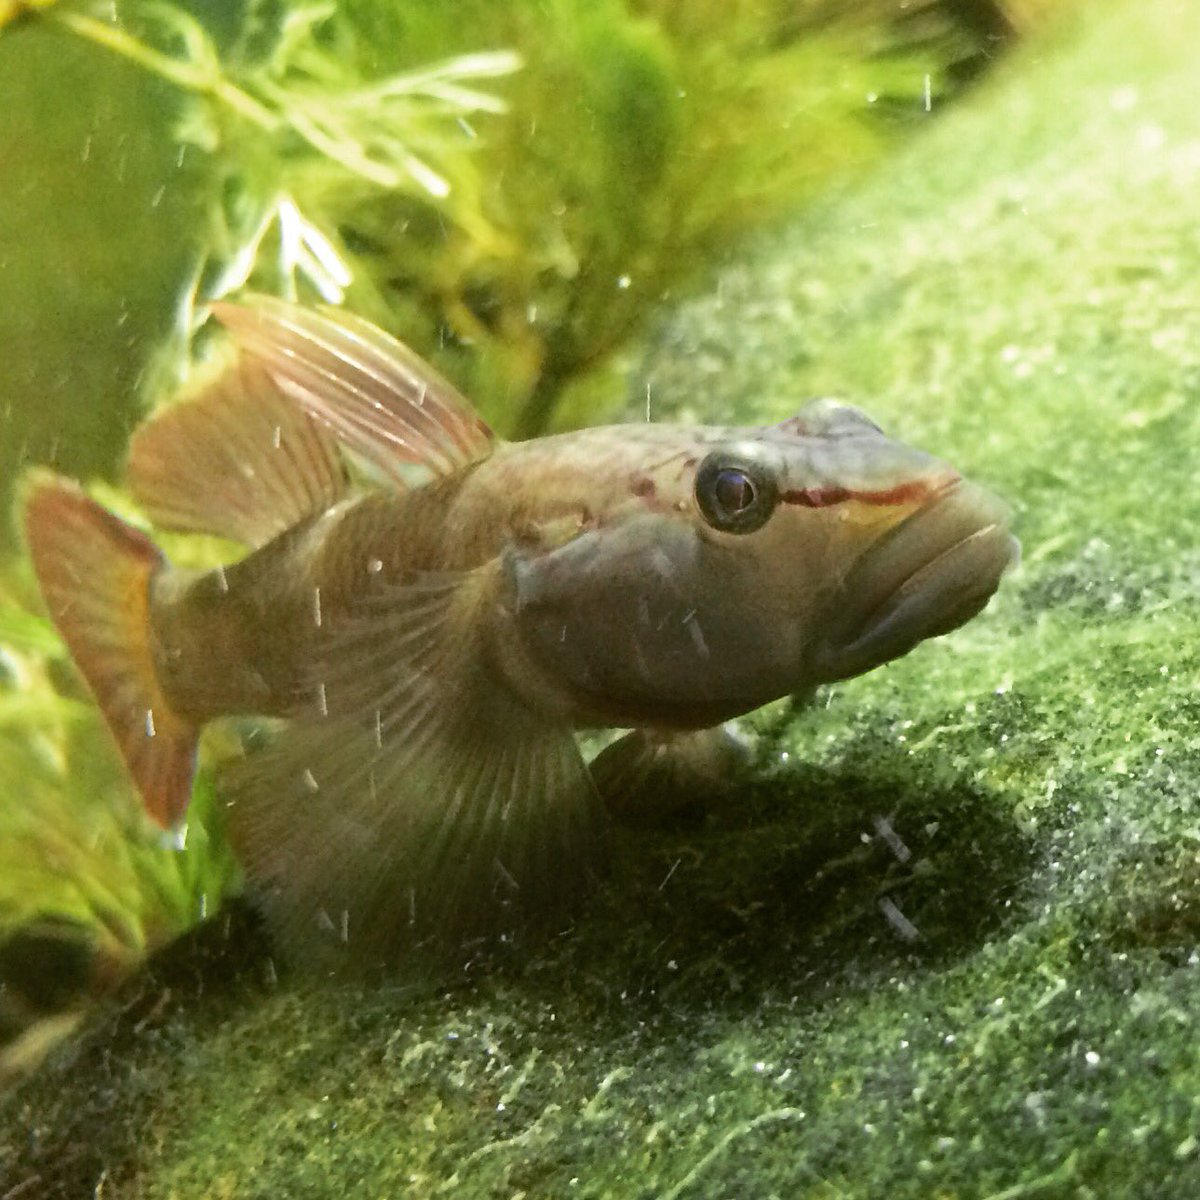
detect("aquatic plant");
top-left (23, 2), bottom-right (519, 398)
top-left (0, 574), bottom-right (238, 1079)
top-left (302, 0), bottom-right (1033, 435)
top-left (5, 0), bottom-right (1054, 435)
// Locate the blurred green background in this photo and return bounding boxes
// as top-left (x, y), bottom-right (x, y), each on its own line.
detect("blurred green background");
top-left (1, 0), bottom-right (1045, 510)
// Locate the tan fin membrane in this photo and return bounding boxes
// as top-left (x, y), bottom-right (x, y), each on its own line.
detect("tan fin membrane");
top-left (589, 725), bottom-right (751, 824)
top-left (128, 354), bottom-right (347, 548)
top-left (23, 475), bottom-right (198, 828)
top-left (225, 568), bottom-right (606, 974)
top-left (212, 297), bottom-right (497, 486)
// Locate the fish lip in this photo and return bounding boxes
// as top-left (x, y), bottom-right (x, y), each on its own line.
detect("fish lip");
top-left (813, 479), bottom-right (1019, 682)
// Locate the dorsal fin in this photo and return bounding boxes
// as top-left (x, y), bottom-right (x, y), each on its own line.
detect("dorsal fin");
top-left (128, 297), bottom-right (497, 548)
top-left (212, 296), bottom-right (497, 487)
top-left (127, 354), bottom-right (348, 547)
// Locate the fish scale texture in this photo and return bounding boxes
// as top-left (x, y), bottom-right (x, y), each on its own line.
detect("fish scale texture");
top-left (5, 1), bottom-right (1200, 1195)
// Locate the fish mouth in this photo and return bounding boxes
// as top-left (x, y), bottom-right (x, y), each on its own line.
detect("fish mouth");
top-left (813, 479), bottom-right (1019, 683)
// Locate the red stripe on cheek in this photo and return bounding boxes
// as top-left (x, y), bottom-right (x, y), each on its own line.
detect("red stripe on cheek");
top-left (780, 480), bottom-right (942, 509)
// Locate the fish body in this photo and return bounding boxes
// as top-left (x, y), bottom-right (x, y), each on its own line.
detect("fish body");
top-left (152, 419), bottom-right (1005, 730)
top-left (24, 298), bottom-right (1018, 970)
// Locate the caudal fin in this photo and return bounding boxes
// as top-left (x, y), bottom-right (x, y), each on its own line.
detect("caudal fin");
top-left (23, 474), bottom-right (198, 828)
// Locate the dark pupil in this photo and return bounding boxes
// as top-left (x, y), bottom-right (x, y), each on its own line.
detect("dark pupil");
top-left (714, 468), bottom-right (755, 513)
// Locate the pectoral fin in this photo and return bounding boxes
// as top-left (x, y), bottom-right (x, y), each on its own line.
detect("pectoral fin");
top-left (224, 569), bottom-right (605, 974)
top-left (589, 725), bottom-right (751, 825)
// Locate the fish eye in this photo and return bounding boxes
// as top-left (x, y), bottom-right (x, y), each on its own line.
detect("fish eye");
top-left (694, 448), bottom-right (779, 534)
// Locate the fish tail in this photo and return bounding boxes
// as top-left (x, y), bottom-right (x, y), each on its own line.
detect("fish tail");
top-left (23, 473), bottom-right (198, 828)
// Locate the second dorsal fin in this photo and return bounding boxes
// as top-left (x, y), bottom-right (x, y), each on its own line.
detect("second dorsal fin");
top-left (127, 353), bottom-right (348, 547)
top-left (127, 297), bottom-right (498, 548)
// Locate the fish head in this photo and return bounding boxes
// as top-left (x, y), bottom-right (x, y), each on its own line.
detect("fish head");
top-left (506, 399), bottom-right (1019, 728)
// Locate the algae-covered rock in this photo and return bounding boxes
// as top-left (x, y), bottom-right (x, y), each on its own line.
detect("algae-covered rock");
top-left (4, 1), bottom-right (1200, 1196)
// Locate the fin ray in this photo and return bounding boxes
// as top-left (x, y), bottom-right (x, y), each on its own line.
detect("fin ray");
top-left (590, 725), bottom-right (751, 824)
top-left (212, 297), bottom-right (496, 489)
top-left (23, 475), bottom-right (198, 827)
top-left (225, 567), bottom-right (605, 973)
top-left (129, 297), bottom-right (494, 547)
top-left (127, 354), bottom-right (347, 547)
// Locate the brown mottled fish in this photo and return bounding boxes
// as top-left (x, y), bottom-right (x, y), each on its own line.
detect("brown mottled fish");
top-left (24, 297), bottom-right (1018, 970)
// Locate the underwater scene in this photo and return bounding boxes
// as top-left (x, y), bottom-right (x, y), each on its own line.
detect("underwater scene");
top-left (2, 0), bottom-right (1199, 1195)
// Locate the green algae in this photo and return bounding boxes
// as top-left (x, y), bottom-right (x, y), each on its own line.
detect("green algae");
top-left (5, 1), bottom-right (1200, 1196)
